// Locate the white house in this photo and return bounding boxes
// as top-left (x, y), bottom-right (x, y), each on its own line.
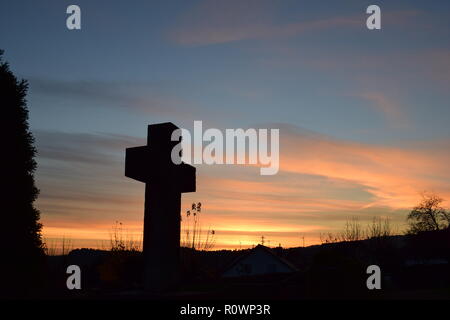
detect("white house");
top-left (222, 245), bottom-right (298, 278)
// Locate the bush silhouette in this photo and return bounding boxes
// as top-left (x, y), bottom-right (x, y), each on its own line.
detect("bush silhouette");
top-left (0, 50), bottom-right (45, 296)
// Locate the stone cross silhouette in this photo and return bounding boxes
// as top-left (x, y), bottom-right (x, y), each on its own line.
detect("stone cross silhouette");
top-left (125, 122), bottom-right (195, 291)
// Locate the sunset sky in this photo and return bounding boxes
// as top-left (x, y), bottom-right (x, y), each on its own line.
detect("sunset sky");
top-left (1, 0), bottom-right (450, 250)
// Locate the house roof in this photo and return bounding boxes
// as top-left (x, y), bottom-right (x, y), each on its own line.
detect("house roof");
top-left (222, 245), bottom-right (298, 275)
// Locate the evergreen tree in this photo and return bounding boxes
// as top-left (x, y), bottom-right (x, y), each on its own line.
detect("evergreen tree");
top-left (0, 50), bottom-right (45, 296)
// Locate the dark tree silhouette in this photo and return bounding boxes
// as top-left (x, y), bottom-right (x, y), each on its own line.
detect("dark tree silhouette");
top-left (407, 192), bottom-right (449, 234)
top-left (0, 50), bottom-right (45, 295)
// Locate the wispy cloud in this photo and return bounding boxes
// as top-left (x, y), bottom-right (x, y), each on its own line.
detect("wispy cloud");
top-left (169, 0), bottom-right (420, 46)
top-left (278, 124), bottom-right (450, 208)
top-left (420, 50), bottom-right (450, 87)
top-left (355, 92), bottom-right (409, 128)
top-left (29, 78), bottom-right (201, 117)
top-left (35, 129), bottom-right (143, 165)
top-left (36, 126), bottom-right (450, 249)
top-left (171, 16), bottom-right (361, 46)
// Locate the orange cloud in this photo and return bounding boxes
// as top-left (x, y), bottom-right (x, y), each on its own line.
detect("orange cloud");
top-left (279, 127), bottom-right (450, 209)
top-left (38, 126), bottom-right (450, 250)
